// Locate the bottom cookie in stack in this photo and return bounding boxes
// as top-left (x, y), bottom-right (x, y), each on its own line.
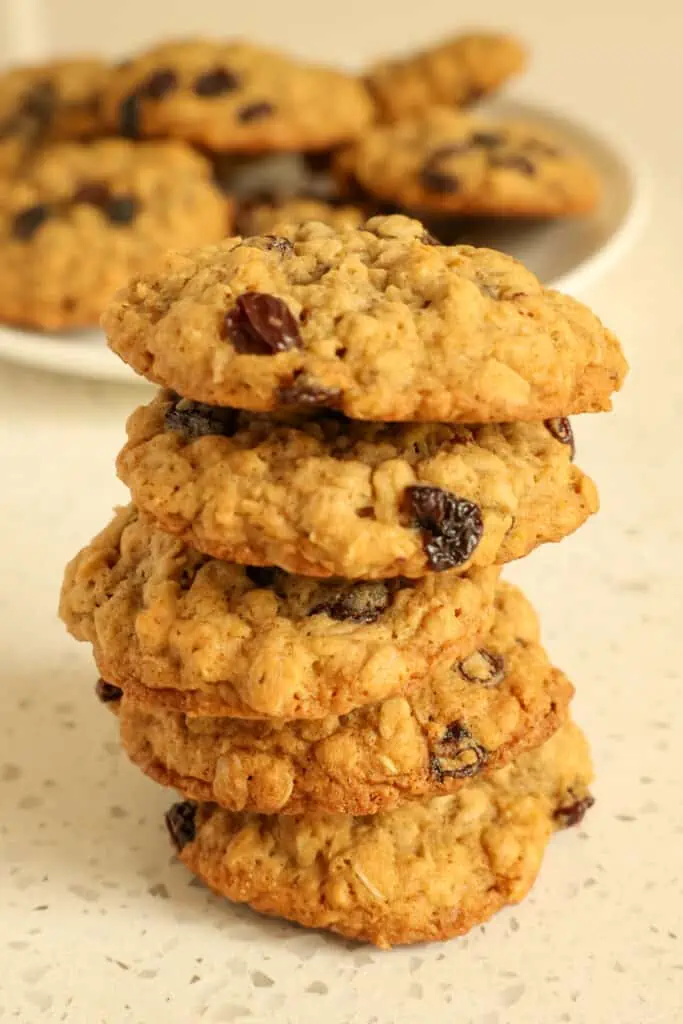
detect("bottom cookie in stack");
top-left (163, 721), bottom-right (593, 949)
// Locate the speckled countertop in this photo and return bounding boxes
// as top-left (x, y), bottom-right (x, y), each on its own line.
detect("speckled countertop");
top-left (1, 5), bottom-right (683, 1023)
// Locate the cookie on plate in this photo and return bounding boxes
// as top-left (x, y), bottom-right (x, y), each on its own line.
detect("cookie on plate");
top-left (116, 583), bottom-right (573, 815)
top-left (0, 58), bottom-right (109, 174)
top-left (336, 109), bottom-right (601, 216)
top-left (236, 197), bottom-right (366, 237)
top-left (103, 216), bottom-right (627, 421)
top-left (59, 505), bottom-right (498, 719)
top-left (367, 31), bottom-right (526, 120)
top-left (116, 391), bottom-right (598, 579)
top-left (164, 719), bottom-right (594, 947)
top-left (101, 39), bottom-right (374, 152)
top-left (0, 140), bottom-right (230, 330)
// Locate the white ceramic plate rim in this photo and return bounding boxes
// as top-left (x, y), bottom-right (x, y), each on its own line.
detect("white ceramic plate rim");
top-left (0, 99), bottom-right (648, 384)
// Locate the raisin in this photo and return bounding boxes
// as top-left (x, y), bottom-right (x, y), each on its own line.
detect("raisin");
top-left (20, 80), bottom-right (56, 121)
top-left (309, 582), bottom-right (391, 624)
top-left (224, 292), bottom-right (302, 355)
top-left (165, 398), bottom-right (240, 439)
top-left (73, 181), bottom-right (111, 206)
top-left (277, 373), bottom-right (341, 408)
top-left (105, 195), bottom-right (139, 225)
top-left (544, 417), bottom-right (575, 460)
top-left (141, 68), bottom-right (178, 99)
top-left (457, 649), bottom-right (505, 686)
top-left (165, 801), bottom-right (198, 851)
top-left (95, 679), bottom-right (123, 703)
top-left (245, 566), bottom-right (278, 588)
top-left (238, 101), bottom-right (275, 122)
top-left (489, 153), bottom-right (535, 175)
top-left (119, 93), bottom-right (140, 138)
top-left (553, 794), bottom-right (595, 828)
top-left (13, 205), bottom-right (50, 240)
top-left (403, 485), bottom-right (483, 571)
top-left (470, 131), bottom-right (504, 148)
top-left (430, 722), bottom-right (488, 780)
top-left (420, 167), bottom-right (461, 194)
top-left (194, 68), bottom-right (240, 96)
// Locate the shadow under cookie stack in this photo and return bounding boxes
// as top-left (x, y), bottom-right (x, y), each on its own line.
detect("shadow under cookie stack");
top-left (59, 215), bottom-right (627, 948)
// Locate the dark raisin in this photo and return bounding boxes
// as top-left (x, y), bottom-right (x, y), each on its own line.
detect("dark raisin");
top-left (462, 85), bottom-right (485, 105)
top-left (105, 195), bottom-right (139, 225)
top-left (470, 131), bottom-right (504, 148)
top-left (20, 80), bottom-right (56, 121)
top-left (553, 794), bottom-right (595, 828)
top-left (224, 292), bottom-right (302, 355)
top-left (73, 181), bottom-right (111, 206)
top-left (119, 92), bottom-right (140, 138)
top-left (95, 679), bottom-right (123, 703)
top-left (403, 485), bottom-right (483, 571)
top-left (430, 722), bottom-right (488, 780)
top-left (420, 167), bottom-right (461, 194)
top-left (277, 373), bottom-right (341, 408)
top-left (165, 398), bottom-right (240, 439)
top-left (356, 506), bottom-right (375, 519)
top-left (457, 649), bottom-right (506, 686)
top-left (194, 68), bottom-right (241, 96)
top-left (141, 68), bottom-right (178, 99)
top-left (165, 800), bottom-right (198, 851)
top-left (309, 582), bottom-right (391, 624)
top-left (256, 235), bottom-right (294, 255)
top-left (12, 205), bottom-right (50, 240)
top-left (489, 153), bottom-right (535, 175)
top-left (245, 566), bottom-right (278, 588)
top-left (238, 101), bottom-right (275, 123)
top-left (544, 417), bottom-right (575, 460)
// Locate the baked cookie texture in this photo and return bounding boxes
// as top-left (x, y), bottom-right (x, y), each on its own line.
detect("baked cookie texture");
top-left (0, 140), bottom-right (230, 330)
top-left (236, 198), bottom-right (366, 237)
top-left (165, 719), bottom-right (593, 947)
top-left (116, 391), bottom-right (598, 579)
top-left (59, 505), bottom-right (498, 719)
top-left (103, 216), bottom-right (627, 421)
top-left (116, 583), bottom-right (573, 815)
top-left (0, 58), bottom-right (109, 174)
top-left (101, 39), bottom-right (374, 152)
top-left (367, 31), bottom-right (526, 120)
top-left (336, 109), bottom-right (600, 216)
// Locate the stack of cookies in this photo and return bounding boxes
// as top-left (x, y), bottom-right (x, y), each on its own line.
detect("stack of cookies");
top-left (59, 215), bottom-right (627, 948)
top-left (1, 30), bottom-right (600, 333)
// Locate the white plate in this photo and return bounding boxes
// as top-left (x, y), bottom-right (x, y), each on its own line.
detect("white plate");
top-left (0, 99), bottom-right (646, 385)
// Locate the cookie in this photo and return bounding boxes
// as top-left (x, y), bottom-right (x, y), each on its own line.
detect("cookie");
top-left (164, 720), bottom-right (593, 947)
top-left (0, 58), bottom-right (109, 174)
top-left (367, 31), bottom-right (526, 121)
top-left (101, 39), bottom-right (374, 153)
top-left (116, 582), bottom-right (573, 815)
top-left (59, 505), bottom-right (497, 719)
top-left (0, 140), bottom-right (230, 330)
top-left (236, 198), bottom-right (366, 237)
top-left (336, 110), bottom-right (601, 216)
top-left (116, 391), bottom-right (598, 580)
top-left (103, 216), bottom-right (627, 421)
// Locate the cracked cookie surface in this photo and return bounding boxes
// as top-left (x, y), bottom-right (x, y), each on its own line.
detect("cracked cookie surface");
top-left (116, 583), bottom-right (573, 815)
top-left (60, 505), bottom-right (497, 719)
top-left (116, 390), bottom-right (598, 579)
top-left (103, 215), bottom-right (626, 421)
